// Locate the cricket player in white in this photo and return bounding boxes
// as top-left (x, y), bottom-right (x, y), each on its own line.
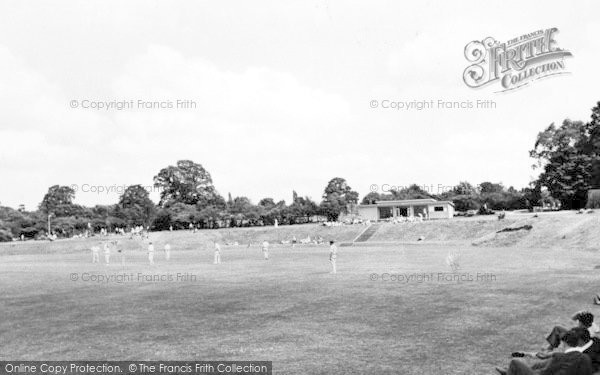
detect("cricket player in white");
top-left (103, 242), bottom-right (110, 265)
top-left (164, 243), bottom-right (171, 261)
top-left (262, 240), bottom-right (269, 260)
top-left (148, 242), bottom-right (155, 264)
top-left (214, 241), bottom-right (221, 264)
top-left (91, 244), bottom-right (100, 263)
top-left (329, 240), bottom-right (337, 274)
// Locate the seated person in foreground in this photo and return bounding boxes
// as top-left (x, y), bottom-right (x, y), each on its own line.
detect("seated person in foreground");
top-left (545, 311), bottom-right (599, 351)
top-left (572, 327), bottom-right (600, 373)
top-left (496, 330), bottom-right (592, 375)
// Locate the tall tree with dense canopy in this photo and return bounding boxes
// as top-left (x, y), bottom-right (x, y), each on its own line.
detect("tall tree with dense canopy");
top-left (320, 177), bottom-right (359, 221)
top-left (153, 160), bottom-right (225, 208)
top-left (39, 185), bottom-right (76, 216)
top-left (530, 119), bottom-right (593, 209)
top-left (585, 101), bottom-right (600, 188)
top-left (115, 185), bottom-right (156, 226)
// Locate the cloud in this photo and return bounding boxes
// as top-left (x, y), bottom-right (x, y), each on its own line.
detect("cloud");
top-left (0, 44), bottom-right (352, 207)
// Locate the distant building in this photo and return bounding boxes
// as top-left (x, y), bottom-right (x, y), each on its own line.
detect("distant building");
top-left (357, 198), bottom-right (454, 221)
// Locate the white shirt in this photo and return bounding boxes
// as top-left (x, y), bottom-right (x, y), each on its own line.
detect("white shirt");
top-left (329, 245), bottom-right (337, 260)
top-left (564, 340), bottom-right (594, 353)
top-left (581, 340), bottom-right (594, 352)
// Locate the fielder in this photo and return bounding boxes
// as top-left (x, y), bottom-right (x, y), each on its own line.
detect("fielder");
top-left (329, 240), bottom-right (337, 274)
top-left (91, 244), bottom-right (100, 263)
top-left (103, 242), bottom-right (110, 265)
top-left (262, 240), bottom-right (269, 260)
top-left (148, 242), bottom-right (155, 264)
top-left (164, 243), bottom-right (171, 261)
top-left (214, 241), bottom-right (221, 264)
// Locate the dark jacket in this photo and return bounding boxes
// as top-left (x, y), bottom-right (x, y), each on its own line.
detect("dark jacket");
top-left (583, 338), bottom-right (600, 372)
top-left (540, 351), bottom-right (592, 375)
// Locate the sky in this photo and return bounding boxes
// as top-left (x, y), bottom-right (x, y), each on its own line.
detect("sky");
top-left (0, 0), bottom-right (599, 210)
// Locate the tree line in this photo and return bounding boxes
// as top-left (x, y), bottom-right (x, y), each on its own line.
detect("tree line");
top-left (0, 163), bottom-right (359, 241)
top-left (1, 101), bottom-right (599, 241)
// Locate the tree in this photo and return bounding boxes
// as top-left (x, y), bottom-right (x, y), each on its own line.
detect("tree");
top-left (39, 185), bottom-right (76, 216)
top-left (228, 197), bottom-right (253, 215)
top-left (584, 101), bottom-right (600, 188)
top-left (0, 206), bottom-right (45, 240)
top-left (257, 198), bottom-right (279, 225)
top-left (451, 195), bottom-right (480, 211)
top-left (530, 119), bottom-right (593, 209)
top-left (258, 198), bottom-right (276, 210)
top-left (0, 227), bottom-right (12, 242)
top-left (266, 200), bottom-right (288, 225)
top-left (152, 209), bottom-right (172, 230)
top-left (453, 181), bottom-right (477, 196)
top-left (166, 202), bottom-right (200, 228)
top-left (320, 177), bottom-right (359, 221)
top-left (230, 196), bottom-right (252, 213)
top-left (227, 196), bottom-right (256, 226)
top-left (390, 184), bottom-right (434, 200)
top-left (153, 160), bottom-right (225, 208)
top-left (115, 185), bottom-right (156, 227)
top-left (198, 205), bottom-right (223, 229)
top-left (520, 184), bottom-right (541, 209)
top-left (361, 192), bottom-right (381, 204)
top-left (479, 182), bottom-right (504, 194)
top-left (288, 196), bottom-right (318, 223)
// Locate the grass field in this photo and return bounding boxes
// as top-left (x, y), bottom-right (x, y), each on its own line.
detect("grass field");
top-left (1, 220), bottom-right (600, 374)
